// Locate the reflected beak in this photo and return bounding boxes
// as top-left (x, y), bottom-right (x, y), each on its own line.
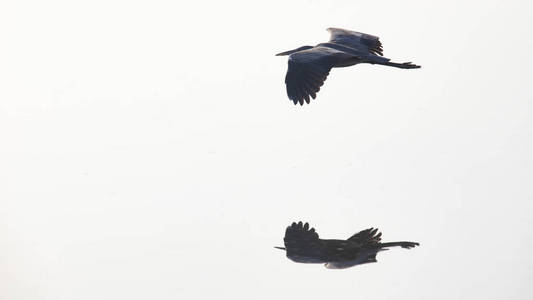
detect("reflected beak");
top-left (274, 246), bottom-right (286, 250)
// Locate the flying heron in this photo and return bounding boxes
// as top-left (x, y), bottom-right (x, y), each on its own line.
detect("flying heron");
top-left (275, 221), bottom-right (419, 269)
top-left (276, 28), bottom-right (421, 105)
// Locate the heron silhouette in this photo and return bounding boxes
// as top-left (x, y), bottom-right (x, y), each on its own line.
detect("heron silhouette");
top-left (275, 221), bottom-right (419, 269)
top-left (276, 28), bottom-right (421, 105)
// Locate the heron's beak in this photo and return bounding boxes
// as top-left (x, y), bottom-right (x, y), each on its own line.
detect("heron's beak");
top-left (275, 50), bottom-right (292, 56)
top-left (274, 246), bottom-right (286, 250)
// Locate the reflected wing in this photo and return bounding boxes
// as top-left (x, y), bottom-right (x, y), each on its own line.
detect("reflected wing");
top-left (284, 46), bottom-right (352, 105)
top-left (347, 227), bottom-right (382, 246)
top-left (327, 28), bottom-right (383, 56)
top-left (283, 221), bottom-right (325, 263)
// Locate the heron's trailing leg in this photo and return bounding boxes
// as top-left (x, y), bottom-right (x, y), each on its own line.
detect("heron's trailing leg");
top-left (380, 241), bottom-right (420, 249)
top-left (377, 61), bottom-right (421, 69)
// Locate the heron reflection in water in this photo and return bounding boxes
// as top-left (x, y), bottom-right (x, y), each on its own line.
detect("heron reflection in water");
top-left (275, 221), bottom-right (419, 269)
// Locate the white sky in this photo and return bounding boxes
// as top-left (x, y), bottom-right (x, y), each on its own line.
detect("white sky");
top-left (1, 0), bottom-right (532, 299)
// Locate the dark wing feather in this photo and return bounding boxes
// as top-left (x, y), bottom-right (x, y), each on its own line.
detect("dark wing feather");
top-left (327, 28), bottom-right (383, 56)
top-left (283, 221), bottom-right (325, 263)
top-left (347, 227), bottom-right (382, 246)
top-left (284, 221), bottom-right (320, 245)
top-left (285, 46), bottom-right (352, 105)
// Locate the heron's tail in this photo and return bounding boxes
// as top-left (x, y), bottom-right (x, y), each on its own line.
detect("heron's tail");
top-left (379, 241), bottom-right (419, 249)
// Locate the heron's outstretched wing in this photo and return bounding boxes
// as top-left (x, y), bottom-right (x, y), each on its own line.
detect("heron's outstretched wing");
top-left (347, 227), bottom-right (382, 246)
top-left (285, 46), bottom-right (352, 105)
top-left (283, 221), bottom-right (325, 262)
top-left (327, 28), bottom-right (383, 56)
